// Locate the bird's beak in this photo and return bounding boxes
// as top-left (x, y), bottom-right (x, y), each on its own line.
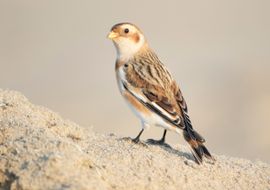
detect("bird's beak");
top-left (107, 31), bottom-right (119, 39)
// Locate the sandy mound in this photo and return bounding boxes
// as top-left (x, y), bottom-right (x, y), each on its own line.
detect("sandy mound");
top-left (0, 89), bottom-right (269, 190)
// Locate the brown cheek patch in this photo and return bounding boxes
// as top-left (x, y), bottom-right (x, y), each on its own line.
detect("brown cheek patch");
top-left (131, 33), bottom-right (140, 43)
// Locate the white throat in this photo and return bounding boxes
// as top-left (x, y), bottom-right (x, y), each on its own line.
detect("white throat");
top-left (114, 34), bottom-right (145, 62)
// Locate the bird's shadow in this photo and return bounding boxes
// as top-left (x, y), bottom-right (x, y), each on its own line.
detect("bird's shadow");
top-left (146, 142), bottom-right (196, 163)
top-left (117, 136), bottom-right (196, 163)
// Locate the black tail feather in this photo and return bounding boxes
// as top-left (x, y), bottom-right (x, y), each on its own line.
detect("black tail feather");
top-left (191, 145), bottom-right (203, 164)
top-left (201, 144), bottom-right (213, 159)
top-left (183, 128), bottom-right (213, 164)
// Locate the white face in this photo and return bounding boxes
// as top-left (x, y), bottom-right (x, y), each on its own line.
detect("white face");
top-left (108, 23), bottom-right (146, 61)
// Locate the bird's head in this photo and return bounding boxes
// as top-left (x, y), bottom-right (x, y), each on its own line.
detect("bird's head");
top-left (107, 23), bottom-right (147, 61)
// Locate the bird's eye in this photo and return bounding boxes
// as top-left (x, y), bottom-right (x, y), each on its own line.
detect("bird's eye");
top-left (124, 28), bottom-right (129, 34)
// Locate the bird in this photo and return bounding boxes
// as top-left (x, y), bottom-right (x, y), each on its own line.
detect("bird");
top-left (107, 22), bottom-right (213, 164)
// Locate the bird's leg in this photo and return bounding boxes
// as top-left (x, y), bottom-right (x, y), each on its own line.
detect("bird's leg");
top-left (120, 128), bottom-right (145, 146)
top-left (147, 130), bottom-right (171, 148)
top-left (159, 129), bottom-right (167, 143)
top-left (147, 130), bottom-right (167, 144)
top-left (132, 128), bottom-right (144, 143)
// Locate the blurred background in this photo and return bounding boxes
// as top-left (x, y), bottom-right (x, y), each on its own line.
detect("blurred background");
top-left (0, 0), bottom-right (269, 162)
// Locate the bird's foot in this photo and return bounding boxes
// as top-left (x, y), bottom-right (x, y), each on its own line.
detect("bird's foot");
top-left (147, 138), bottom-right (171, 148)
top-left (120, 137), bottom-right (147, 147)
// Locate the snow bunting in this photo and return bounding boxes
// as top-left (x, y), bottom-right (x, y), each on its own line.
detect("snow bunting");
top-left (108, 22), bottom-right (213, 163)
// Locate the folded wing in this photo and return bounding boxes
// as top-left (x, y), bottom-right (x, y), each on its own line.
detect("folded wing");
top-left (122, 81), bottom-right (185, 129)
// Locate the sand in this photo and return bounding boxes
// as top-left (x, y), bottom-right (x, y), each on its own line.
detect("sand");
top-left (0, 89), bottom-right (269, 190)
